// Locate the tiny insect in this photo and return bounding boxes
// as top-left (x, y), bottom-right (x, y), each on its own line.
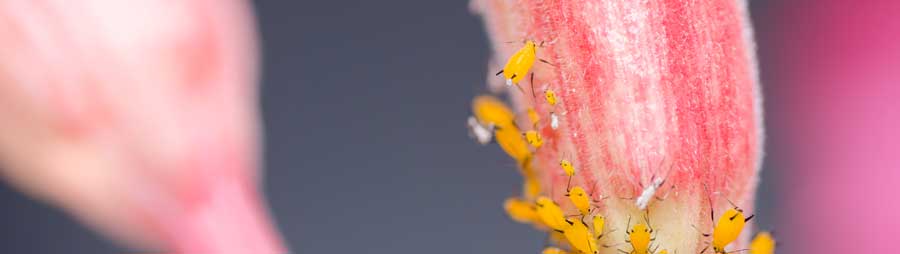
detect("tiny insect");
top-left (466, 116), bottom-right (494, 145)
top-left (494, 125), bottom-right (532, 163)
top-left (635, 177), bottom-right (665, 210)
top-left (545, 88), bottom-right (559, 106)
top-left (565, 186), bottom-right (592, 216)
top-left (560, 218), bottom-right (599, 254)
top-left (524, 130), bottom-right (544, 148)
top-left (559, 158), bottom-right (576, 190)
top-left (527, 108), bottom-right (540, 128)
top-left (504, 197), bottom-right (539, 225)
top-left (624, 214), bottom-right (659, 254)
top-left (592, 215), bottom-right (606, 238)
top-left (541, 247), bottom-right (571, 254)
top-left (535, 196), bottom-right (568, 231)
top-left (550, 112), bottom-right (560, 130)
top-left (471, 95), bottom-right (516, 129)
top-left (522, 171), bottom-right (542, 200)
top-left (749, 231), bottom-right (775, 254)
top-left (700, 201), bottom-right (755, 254)
top-left (495, 40), bottom-right (546, 89)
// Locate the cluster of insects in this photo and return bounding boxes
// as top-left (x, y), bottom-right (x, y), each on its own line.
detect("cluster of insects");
top-left (466, 40), bottom-right (776, 254)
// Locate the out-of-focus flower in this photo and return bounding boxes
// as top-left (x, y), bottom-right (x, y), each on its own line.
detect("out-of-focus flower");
top-left (0, 1), bottom-right (284, 253)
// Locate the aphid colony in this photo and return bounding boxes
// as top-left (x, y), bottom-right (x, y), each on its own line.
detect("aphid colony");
top-left (467, 40), bottom-right (775, 253)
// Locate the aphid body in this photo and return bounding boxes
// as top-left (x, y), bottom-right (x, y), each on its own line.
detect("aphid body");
top-left (535, 196), bottom-right (567, 231)
top-left (498, 41), bottom-right (538, 87)
top-left (749, 231), bottom-right (775, 254)
top-left (566, 186), bottom-right (591, 216)
top-left (561, 219), bottom-right (598, 254)
top-left (709, 207), bottom-right (754, 253)
top-left (627, 223), bottom-right (653, 254)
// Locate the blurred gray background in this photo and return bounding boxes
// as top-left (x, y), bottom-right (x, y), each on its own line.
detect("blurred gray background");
top-left (0, 0), bottom-right (781, 253)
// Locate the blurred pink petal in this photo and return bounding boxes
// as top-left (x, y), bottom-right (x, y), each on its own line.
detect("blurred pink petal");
top-left (0, 0), bottom-right (284, 253)
top-left (770, 0), bottom-right (900, 252)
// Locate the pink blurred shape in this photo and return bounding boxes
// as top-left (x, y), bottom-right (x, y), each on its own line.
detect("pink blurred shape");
top-left (0, 0), bottom-right (285, 253)
top-left (771, 0), bottom-right (900, 252)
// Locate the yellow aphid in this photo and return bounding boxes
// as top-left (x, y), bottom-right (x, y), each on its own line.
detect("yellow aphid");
top-left (710, 208), bottom-right (753, 253)
top-left (472, 95), bottom-right (516, 128)
top-left (542, 247), bottom-right (571, 254)
top-left (562, 219), bottom-right (599, 254)
top-left (560, 159), bottom-right (575, 177)
top-left (566, 186), bottom-right (591, 216)
top-left (525, 130), bottom-right (544, 148)
top-left (545, 89), bottom-right (559, 106)
top-left (527, 108), bottom-right (540, 127)
top-left (627, 223), bottom-right (653, 254)
top-left (592, 216), bottom-right (606, 239)
top-left (658, 250), bottom-right (668, 254)
top-left (503, 197), bottom-right (539, 224)
top-left (522, 175), bottom-right (542, 200)
top-left (494, 126), bottom-right (531, 162)
top-left (496, 41), bottom-right (538, 86)
top-left (750, 232), bottom-right (775, 254)
top-left (535, 197), bottom-right (567, 231)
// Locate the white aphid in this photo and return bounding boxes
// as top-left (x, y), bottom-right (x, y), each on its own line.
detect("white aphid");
top-left (467, 116), bottom-right (494, 145)
top-left (635, 177), bottom-right (665, 210)
top-left (550, 112), bottom-right (560, 130)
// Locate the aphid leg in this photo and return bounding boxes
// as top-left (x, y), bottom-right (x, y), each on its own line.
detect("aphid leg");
top-left (725, 248), bottom-right (750, 253)
top-left (530, 73), bottom-right (537, 99)
top-left (539, 58), bottom-right (559, 67)
top-left (690, 224), bottom-right (711, 237)
top-left (651, 244), bottom-right (660, 253)
top-left (495, 70), bottom-right (504, 76)
top-left (699, 245), bottom-right (709, 254)
top-left (617, 249), bottom-right (630, 254)
top-left (744, 214), bottom-right (755, 222)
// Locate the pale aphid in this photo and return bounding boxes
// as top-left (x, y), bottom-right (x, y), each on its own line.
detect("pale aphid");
top-left (550, 112), bottom-right (560, 130)
top-left (524, 130), bottom-right (544, 148)
top-left (561, 219), bottom-right (599, 254)
top-left (466, 116), bottom-right (493, 145)
top-left (749, 231), bottom-right (775, 254)
top-left (635, 177), bottom-right (666, 210)
top-left (535, 196), bottom-right (567, 231)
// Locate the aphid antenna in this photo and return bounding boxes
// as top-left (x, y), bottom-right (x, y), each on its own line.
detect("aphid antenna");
top-left (530, 73), bottom-right (537, 99)
top-left (601, 242), bottom-right (624, 248)
top-left (702, 183), bottom-right (717, 223)
top-left (725, 248), bottom-right (750, 253)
